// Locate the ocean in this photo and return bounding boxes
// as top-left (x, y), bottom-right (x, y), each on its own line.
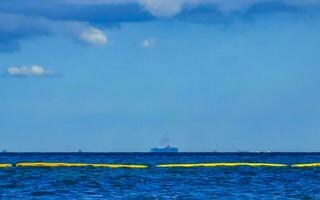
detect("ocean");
top-left (0, 153), bottom-right (319, 199)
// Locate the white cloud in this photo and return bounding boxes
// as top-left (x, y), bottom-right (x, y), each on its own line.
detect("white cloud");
top-left (47, 19), bottom-right (108, 45)
top-left (79, 27), bottom-right (107, 44)
top-left (142, 38), bottom-right (156, 48)
top-left (6, 65), bottom-right (53, 76)
top-left (138, 0), bottom-right (186, 17)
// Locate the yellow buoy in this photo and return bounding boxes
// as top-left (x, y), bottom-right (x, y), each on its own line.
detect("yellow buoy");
top-left (0, 164), bottom-right (12, 168)
top-left (291, 163), bottom-right (320, 167)
top-left (157, 162), bottom-right (288, 168)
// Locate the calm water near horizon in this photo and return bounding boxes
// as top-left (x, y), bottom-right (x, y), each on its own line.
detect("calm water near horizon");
top-left (0, 153), bottom-right (320, 199)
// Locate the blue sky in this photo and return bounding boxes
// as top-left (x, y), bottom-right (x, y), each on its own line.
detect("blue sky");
top-left (1, 0), bottom-right (320, 152)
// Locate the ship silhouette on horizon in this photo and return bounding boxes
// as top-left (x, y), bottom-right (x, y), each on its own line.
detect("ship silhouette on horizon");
top-left (150, 145), bottom-right (179, 153)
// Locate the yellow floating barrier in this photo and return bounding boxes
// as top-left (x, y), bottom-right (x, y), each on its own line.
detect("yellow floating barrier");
top-left (90, 164), bottom-right (148, 168)
top-left (291, 163), bottom-right (320, 167)
top-left (157, 163), bottom-right (288, 168)
top-left (16, 162), bottom-right (148, 168)
top-left (16, 162), bottom-right (89, 167)
top-left (0, 164), bottom-right (12, 168)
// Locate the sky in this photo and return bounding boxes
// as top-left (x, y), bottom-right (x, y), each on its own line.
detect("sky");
top-left (1, 0), bottom-right (320, 152)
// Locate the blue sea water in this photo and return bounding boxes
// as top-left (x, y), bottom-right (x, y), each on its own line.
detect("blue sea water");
top-left (0, 153), bottom-right (320, 199)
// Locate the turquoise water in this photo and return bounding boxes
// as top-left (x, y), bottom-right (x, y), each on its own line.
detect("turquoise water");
top-left (0, 153), bottom-right (320, 199)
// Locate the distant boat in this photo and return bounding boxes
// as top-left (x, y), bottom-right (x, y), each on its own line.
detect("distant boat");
top-left (150, 145), bottom-right (179, 153)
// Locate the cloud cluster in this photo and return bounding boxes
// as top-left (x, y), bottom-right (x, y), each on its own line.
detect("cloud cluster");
top-left (0, 0), bottom-right (320, 52)
top-left (6, 65), bottom-right (53, 77)
top-left (69, 0), bottom-right (320, 16)
top-left (0, 3), bottom-right (108, 52)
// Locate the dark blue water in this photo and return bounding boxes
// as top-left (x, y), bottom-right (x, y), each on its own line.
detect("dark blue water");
top-left (0, 153), bottom-right (320, 199)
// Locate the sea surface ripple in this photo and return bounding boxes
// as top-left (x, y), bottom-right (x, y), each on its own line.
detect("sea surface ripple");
top-left (0, 153), bottom-right (320, 199)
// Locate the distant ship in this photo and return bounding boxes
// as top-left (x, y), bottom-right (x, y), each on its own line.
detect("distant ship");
top-left (150, 145), bottom-right (179, 153)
